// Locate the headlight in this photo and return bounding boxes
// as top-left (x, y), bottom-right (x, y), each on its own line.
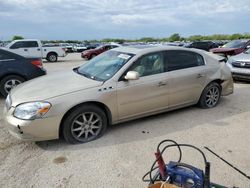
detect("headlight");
top-left (14, 102), bottom-right (51, 120)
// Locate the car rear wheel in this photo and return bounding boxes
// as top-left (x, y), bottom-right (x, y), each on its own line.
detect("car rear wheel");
top-left (47, 53), bottom-right (58, 62)
top-left (0, 75), bottom-right (25, 97)
top-left (198, 82), bottom-right (221, 108)
top-left (62, 104), bottom-right (107, 144)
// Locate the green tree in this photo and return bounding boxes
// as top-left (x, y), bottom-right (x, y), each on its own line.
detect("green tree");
top-left (169, 33), bottom-right (181, 42)
top-left (12, 35), bottom-right (24, 40)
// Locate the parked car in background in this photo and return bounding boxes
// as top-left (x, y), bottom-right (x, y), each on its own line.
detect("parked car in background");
top-left (227, 48), bottom-right (250, 81)
top-left (81, 44), bottom-right (120, 60)
top-left (86, 44), bottom-right (99, 50)
top-left (4, 46), bottom-right (233, 144)
top-left (3, 39), bottom-right (67, 62)
top-left (185, 41), bottom-right (219, 51)
top-left (0, 48), bottom-right (46, 97)
top-left (59, 43), bottom-right (74, 53)
top-left (73, 44), bottom-right (87, 52)
top-left (210, 39), bottom-right (250, 57)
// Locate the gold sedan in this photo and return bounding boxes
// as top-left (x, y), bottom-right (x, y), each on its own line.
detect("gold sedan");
top-left (3, 46), bottom-right (233, 144)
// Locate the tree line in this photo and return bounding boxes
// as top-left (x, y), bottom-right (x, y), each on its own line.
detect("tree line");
top-left (4, 33), bottom-right (250, 44)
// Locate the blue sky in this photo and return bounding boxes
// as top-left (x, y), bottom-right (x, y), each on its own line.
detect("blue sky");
top-left (0, 0), bottom-right (250, 40)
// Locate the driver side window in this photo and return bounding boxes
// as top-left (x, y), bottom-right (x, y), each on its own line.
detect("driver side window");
top-left (129, 52), bottom-right (165, 77)
top-left (10, 42), bottom-right (24, 49)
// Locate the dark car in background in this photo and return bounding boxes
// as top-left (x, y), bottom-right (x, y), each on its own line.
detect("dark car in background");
top-left (0, 48), bottom-right (46, 97)
top-left (210, 39), bottom-right (250, 57)
top-left (81, 44), bottom-right (119, 60)
top-left (185, 41), bottom-right (219, 51)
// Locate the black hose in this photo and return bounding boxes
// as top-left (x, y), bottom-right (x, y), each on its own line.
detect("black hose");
top-left (142, 140), bottom-right (208, 184)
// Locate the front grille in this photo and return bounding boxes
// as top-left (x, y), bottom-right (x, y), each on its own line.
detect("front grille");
top-left (232, 73), bottom-right (250, 81)
top-left (232, 61), bottom-right (250, 69)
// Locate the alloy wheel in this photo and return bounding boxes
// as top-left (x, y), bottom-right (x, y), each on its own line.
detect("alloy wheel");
top-left (4, 79), bottom-right (22, 94)
top-left (49, 55), bottom-right (56, 62)
top-left (71, 112), bottom-right (102, 142)
top-left (205, 86), bottom-right (220, 108)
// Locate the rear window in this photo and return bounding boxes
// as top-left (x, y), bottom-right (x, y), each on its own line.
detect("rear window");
top-left (0, 49), bottom-right (23, 60)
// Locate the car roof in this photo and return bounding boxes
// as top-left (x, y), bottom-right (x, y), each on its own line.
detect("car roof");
top-left (112, 45), bottom-right (203, 55)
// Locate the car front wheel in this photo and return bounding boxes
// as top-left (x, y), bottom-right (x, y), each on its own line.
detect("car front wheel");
top-left (62, 105), bottom-right (107, 144)
top-left (198, 82), bottom-right (221, 108)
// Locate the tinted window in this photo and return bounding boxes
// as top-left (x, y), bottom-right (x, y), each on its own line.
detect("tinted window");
top-left (10, 41), bottom-right (38, 49)
top-left (0, 50), bottom-right (15, 60)
top-left (129, 52), bottom-right (165, 77)
top-left (105, 46), bottom-right (111, 50)
top-left (165, 50), bottom-right (205, 71)
top-left (10, 41), bottom-right (24, 49)
top-left (25, 41), bottom-right (39, 47)
top-left (0, 52), bottom-right (11, 60)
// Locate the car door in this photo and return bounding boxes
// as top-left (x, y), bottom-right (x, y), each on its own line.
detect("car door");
top-left (165, 50), bottom-right (207, 108)
top-left (116, 52), bottom-right (170, 120)
top-left (24, 41), bottom-right (42, 57)
top-left (8, 41), bottom-right (29, 57)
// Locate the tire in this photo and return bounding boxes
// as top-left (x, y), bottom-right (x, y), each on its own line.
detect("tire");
top-left (62, 104), bottom-right (107, 144)
top-left (198, 82), bottom-right (221, 109)
top-left (47, 53), bottom-right (58, 62)
top-left (0, 75), bottom-right (25, 97)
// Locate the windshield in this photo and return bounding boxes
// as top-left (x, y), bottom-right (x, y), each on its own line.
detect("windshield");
top-left (223, 40), bottom-right (246, 48)
top-left (77, 50), bottom-right (134, 81)
top-left (244, 48), bottom-right (250, 54)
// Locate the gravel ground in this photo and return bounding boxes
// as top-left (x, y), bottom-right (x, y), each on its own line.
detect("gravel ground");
top-left (0, 53), bottom-right (250, 188)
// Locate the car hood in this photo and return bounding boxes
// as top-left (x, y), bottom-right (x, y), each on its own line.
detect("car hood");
top-left (10, 70), bottom-right (103, 106)
top-left (229, 53), bottom-right (250, 62)
top-left (210, 48), bottom-right (237, 53)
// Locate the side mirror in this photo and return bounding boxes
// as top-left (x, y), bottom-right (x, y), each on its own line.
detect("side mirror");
top-left (125, 71), bottom-right (139, 80)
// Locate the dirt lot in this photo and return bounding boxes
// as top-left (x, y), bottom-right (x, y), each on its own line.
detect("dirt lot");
top-left (0, 53), bottom-right (250, 188)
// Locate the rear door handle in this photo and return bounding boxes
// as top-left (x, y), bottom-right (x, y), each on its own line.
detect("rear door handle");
top-left (24, 49), bottom-right (28, 51)
top-left (158, 81), bottom-right (167, 87)
top-left (197, 74), bottom-right (205, 78)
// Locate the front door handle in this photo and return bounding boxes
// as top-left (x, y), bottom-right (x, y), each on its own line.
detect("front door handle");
top-left (158, 81), bottom-right (167, 87)
top-left (197, 74), bottom-right (205, 78)
top-left (24, 49), bottom-right (28, 52)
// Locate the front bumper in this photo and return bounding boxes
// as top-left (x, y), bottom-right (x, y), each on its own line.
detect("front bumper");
top-left (227, 63), bottom-right (250, 81)
top-left (3, 106), bottom-right (60, 141)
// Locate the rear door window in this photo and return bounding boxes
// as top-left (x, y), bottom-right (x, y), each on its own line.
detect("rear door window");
top-left (165, 50), bottom-right (205, 71)
top-left (23, 41), bottom-right (39, 48)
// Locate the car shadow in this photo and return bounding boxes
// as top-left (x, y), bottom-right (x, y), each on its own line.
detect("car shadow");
top-left (36, 85), bottom-right (250, 151)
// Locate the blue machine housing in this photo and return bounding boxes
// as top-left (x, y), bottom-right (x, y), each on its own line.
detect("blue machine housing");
top-left (166, 161), bottom-right (204, 188)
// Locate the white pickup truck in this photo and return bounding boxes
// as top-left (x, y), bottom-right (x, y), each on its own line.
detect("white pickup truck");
top-left (3, 39), bottom-right (67, 62)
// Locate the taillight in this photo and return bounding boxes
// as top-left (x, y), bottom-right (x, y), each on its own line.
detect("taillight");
top-left (31, 59), bottom-right (43, 68)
